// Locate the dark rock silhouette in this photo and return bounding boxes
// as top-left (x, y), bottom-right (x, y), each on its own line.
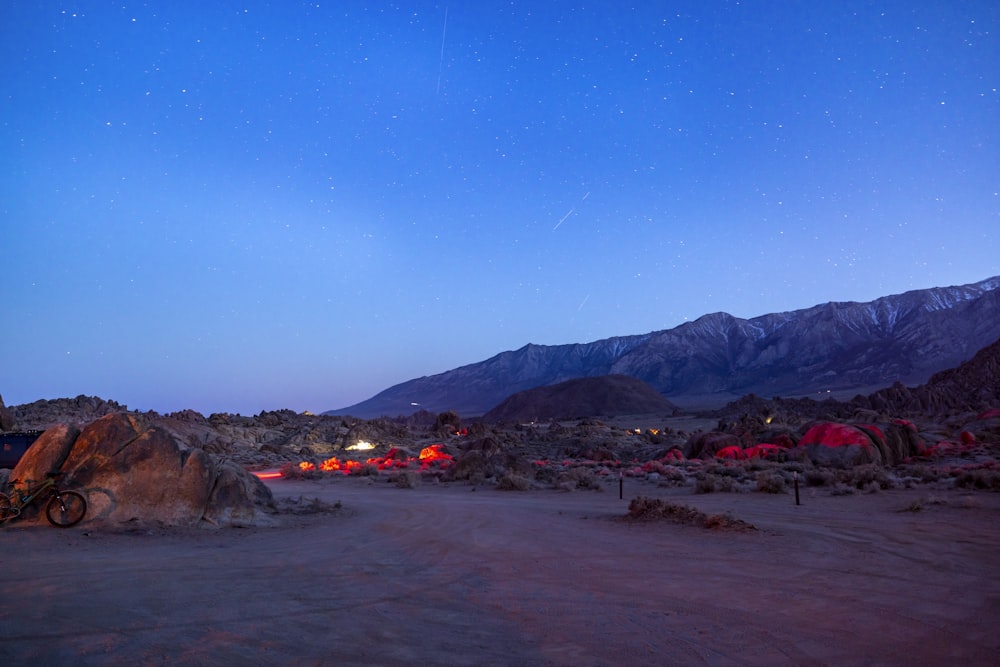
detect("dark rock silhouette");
top-left (482, 375), bottom-right (679, 422)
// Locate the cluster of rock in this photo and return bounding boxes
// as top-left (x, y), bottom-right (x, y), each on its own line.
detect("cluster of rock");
top-left (3, 413), bottom-right (274, 528)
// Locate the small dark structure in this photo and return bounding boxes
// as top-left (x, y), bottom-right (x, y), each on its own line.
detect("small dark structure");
top-left (0, 431), bottom-right (43, 469)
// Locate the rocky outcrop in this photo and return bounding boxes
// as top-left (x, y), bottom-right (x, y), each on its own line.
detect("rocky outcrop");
top-left (796, 421), bottom-right (924, 467)
top-left (10, 413), bottom-right (274, 527)
top-left (684, 432), bottom-right (742, 459)
top-left (7, 395), bottom-right (130, 431)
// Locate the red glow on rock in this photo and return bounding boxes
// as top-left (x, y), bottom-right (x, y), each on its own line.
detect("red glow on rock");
top-left (799, 423), bottom-right (871, 448)
top-left (960, 431), bottom-right (976, 444)
top-left (715, 445), bottom-right (746, 460)
top-left (319, 457), bottom-right (362, 473)
top-left (744, 444), bottom-right (787, 459)
top-left (418, 444), bottom-right (452, 462)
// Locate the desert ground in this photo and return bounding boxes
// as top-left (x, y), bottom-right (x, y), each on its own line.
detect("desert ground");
top-left (2, 475), bottom-right (998, 666)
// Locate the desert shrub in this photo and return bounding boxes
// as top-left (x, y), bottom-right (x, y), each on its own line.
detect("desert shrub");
top-left (695, 472), bottom-right (746, 493)
top-left (533, 465), bottom-right (558, 484)
top-left (695, 474), bottom-right (719, 494)
top-left (279, 462), bottom-right (321, 480)
top-left (555, 466), bottom-right (604, 491)
top-left (830, 483), bottom-right (856, 496)
top-left (703, 512), bottom-right (754, 530)
top-left (804, 468), bottom-right (834, 487)
top-left (626, 496), bottom-right (755, 531)
top-left (704, 462), bottom-right (747, 478)
top-left (954, 469), bottom-right (1000, 491)
top-left (495, 472), bottom-right (532, 491)
top-left (276, 496), bottom-right (344, 515)
top-left (447, 450), bottom-right (496, 482)
top-left (392, 471), bottom-right (422, 489)
top-left (848, 464), bottom-right (893, 490)
top-left (902, 497), bottom-right (926, 512)
top-left (755, 470), bottom-right (787, 494)
top-left (896, 464), bottom-right (941, 483)
top-left (281, 495), bottom-right (337, 513)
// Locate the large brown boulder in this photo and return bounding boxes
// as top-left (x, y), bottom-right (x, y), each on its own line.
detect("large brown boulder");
top-left (11, 413), bottom-right (274, 527)
top-left (797, 423), bottom-right (881, 467)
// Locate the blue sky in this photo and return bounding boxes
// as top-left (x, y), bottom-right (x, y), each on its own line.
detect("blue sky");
top-left (2, 1), bottom-right (997, 415)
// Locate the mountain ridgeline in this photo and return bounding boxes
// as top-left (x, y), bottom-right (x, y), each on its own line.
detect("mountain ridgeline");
top-left (327, 276), bottom-right (1000, 418)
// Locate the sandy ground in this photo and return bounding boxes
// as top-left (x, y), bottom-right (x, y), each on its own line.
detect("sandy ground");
top-left (2, 477), bottom-right (999, 666)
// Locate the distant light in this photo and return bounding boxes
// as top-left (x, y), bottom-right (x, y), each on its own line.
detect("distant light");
top-left (411, 402), bottom-right (420, 406)
top-left (347, 440), bottom-right (375, 451)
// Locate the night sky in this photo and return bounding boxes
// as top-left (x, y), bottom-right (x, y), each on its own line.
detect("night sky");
top-left (2, 2), bottom-right (997, 415)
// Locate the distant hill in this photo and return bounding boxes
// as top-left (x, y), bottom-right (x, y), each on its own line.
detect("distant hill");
top-left (855, 336), bottom-right (1000, 416)
top-left (481, 375), bottom-right (680, 422)
top-left (327, 276), bottom-right (1000, 418)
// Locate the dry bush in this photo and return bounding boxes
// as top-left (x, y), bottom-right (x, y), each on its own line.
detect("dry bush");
top-left (659, 466), bottom-right (687, 483)
top-left (845, 464), bottom-right (894, 490)
top-left (279, 462), bottom-right (321, 480)
top-left (755, 470), bottom-right (787, 494)
top-left (392, 471), bottom-right (422, 489)
top-left (896, 464), bottom-right (941, 484)
top-left (901, 495), bottom-right (948, 512)
top-left (703, 462), bottom-right (747, 478)
top-left (695, 474), bottom-right (719, 494)
top-left (533, 465), bottom-right (558, 484)
top-left (695, 472), bottom-right (747, 494)
top-left (495, 472), bottom-right (532, 491)
top-left (626, 496), bottom-right (755, 531)
top-left (276, 496), bottom-right (343, 515)
top-left (351, 463), bottom-right (379, 477)
top-left (804, 468), bottom-right (835, 487)
top-left (954, 468), bottom-right (1000, 491)
top-left (555, 466), bottom-right (604, 492)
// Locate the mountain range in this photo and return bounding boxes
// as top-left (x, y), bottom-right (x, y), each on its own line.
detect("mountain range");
top-left (327, 276), bottom-right (1000, 418)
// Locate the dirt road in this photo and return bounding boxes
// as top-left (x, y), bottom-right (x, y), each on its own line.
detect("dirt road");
top-left (2, 477), bottom-right (998, 665)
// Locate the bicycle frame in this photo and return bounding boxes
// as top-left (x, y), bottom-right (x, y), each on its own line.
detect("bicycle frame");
top-left (4, 477), bottom-right (56, 512)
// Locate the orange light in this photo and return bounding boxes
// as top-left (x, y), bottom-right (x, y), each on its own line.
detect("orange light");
top-left (253, 471), bottom-right (283, 479)
top-left (418, 444), bottom-right (452, 461)
top-left (299, 461), bottom-right (317, 471)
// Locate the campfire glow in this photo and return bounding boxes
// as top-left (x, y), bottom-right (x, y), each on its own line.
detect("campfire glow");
top-left (287, 443), bottom-right (456, 477)
top-left (346, 440), bottom-right (375, 451)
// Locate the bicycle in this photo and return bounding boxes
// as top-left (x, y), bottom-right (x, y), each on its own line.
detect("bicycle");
top-left (0, 471), bottom-right (88, 528)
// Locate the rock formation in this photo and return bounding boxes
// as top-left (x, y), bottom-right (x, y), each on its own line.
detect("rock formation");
top-left (9, 413), bottom-right (274, 527)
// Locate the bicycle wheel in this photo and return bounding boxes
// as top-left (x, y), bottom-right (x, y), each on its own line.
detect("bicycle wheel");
top-left (0, 494), bottom-right (15, 521)
top-left (45, 491), bottom-right (87, 527)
